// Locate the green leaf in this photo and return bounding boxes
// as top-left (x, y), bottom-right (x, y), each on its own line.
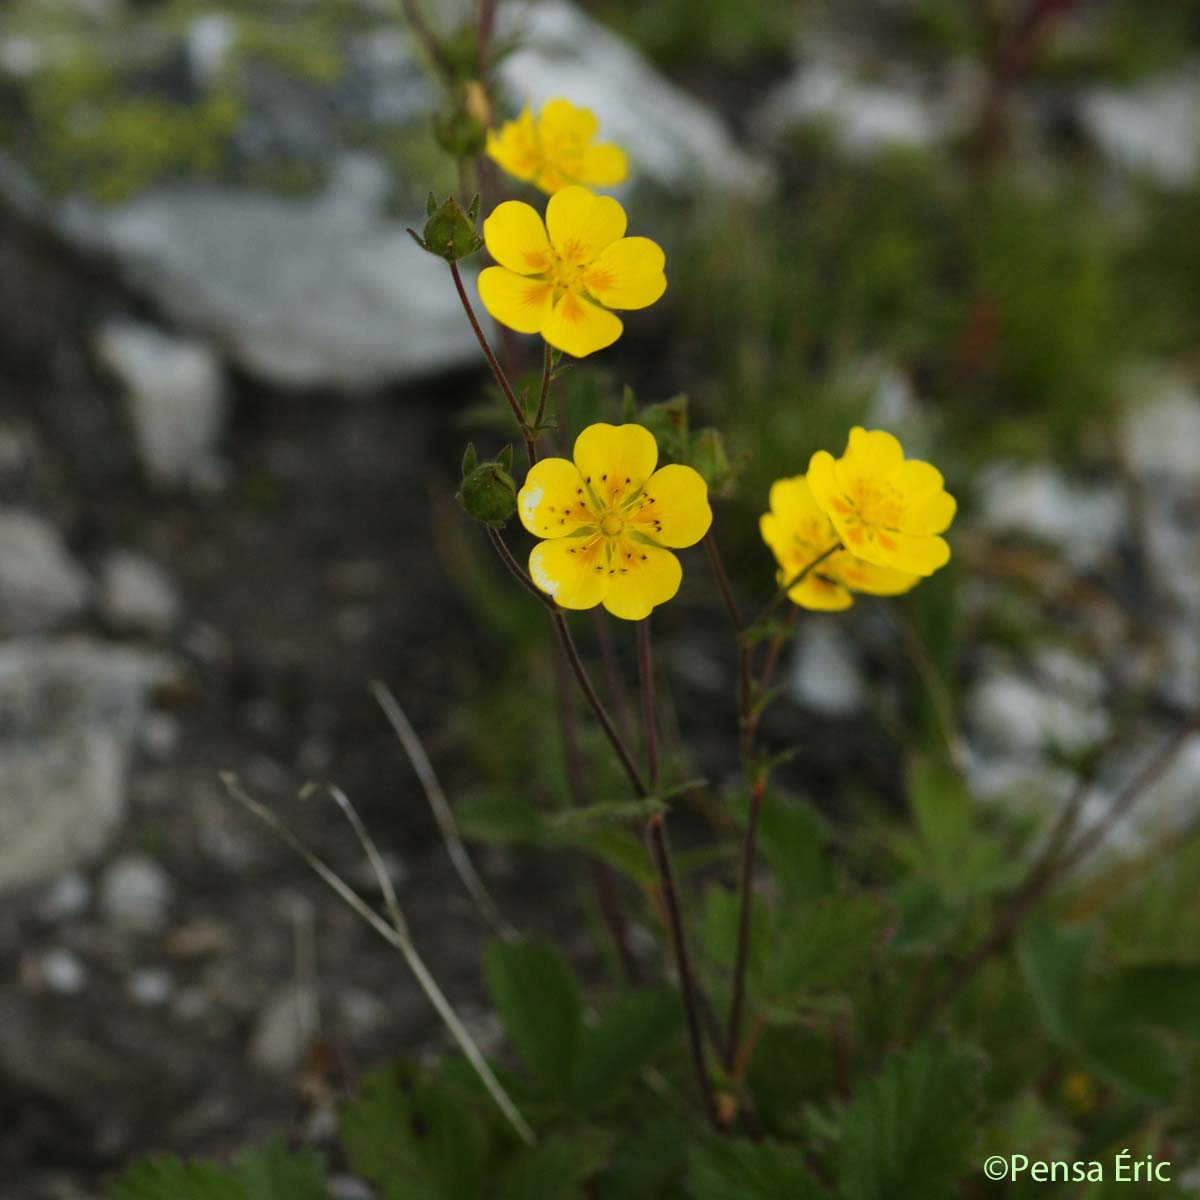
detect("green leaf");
top-left (485, 937), bottom-right (584, 1096)
top-left (233, 1142), bottom-right (326, 1200)
top-left (339, 1064), bottom-right (487, 1200)
top-left (701, 884), bottom-right (767, 975)
top-left (493, 1134), bottom-right (607, 1200)
top-left (1016, 919), bottom-right (1094, 1043)
top-left (229, 1137), bottom-right (321, 1195)
top-left (457, 790), bottom-right (551, 846)
top-left (837, 1040), bottom-right (982, 1200)
top-left (109, 1160), bottom-right (246, 1200)
top-left (774, 896), bottom-right (889, 994)
top-left (570, 987), bottom-right (681, 1111)
top-left (690, 1138), bottom-right (830, 1199)
top-left (1093, 963), bottom-right (1200, 1037)
top-left (1081, 1026), bottom-right (1180, 1102)
top-left (907, 756), bottom-right (971, 895)
top-left (758, 795), bottom-right (832, 901)
top-left (550, 796), bottom-right (665, 832)
top-left (603, 1117), bottom-right (691, 1199)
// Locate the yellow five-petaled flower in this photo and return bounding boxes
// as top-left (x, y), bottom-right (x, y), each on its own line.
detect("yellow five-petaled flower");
top-left (486, 98), bottom-right (628, 195)
top-left (478, 186), bottom-right (666, 359)
top-left (760, 476), bottom-right (920, 611)
top-left (519, 423), bottom-right (711, 621)
top-left (807, 427), bottom-right (956, 577)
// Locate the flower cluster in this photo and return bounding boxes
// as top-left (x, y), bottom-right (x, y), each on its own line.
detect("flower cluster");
top-left (761, 427), bottom-right (956, 611)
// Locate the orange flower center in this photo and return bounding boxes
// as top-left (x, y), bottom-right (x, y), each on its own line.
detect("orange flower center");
top-left (600, 512), bottom-right (624, 537)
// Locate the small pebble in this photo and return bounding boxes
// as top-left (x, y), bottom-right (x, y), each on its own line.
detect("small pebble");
top-left (128, 967), bottom-right (174, 1006)
top-left (37, 871), bottom-right (92, 923)
top-left (41, 947), bottom-right (88, 995)
top-left (99, 854), bottom-right (174, 933)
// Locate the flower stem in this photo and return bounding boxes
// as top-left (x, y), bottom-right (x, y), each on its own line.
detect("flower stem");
top-left (637, 619), bottom-right (659, 791)
top-left (534, 343), bottom-right (554, 434)
top-left (637, 617), bottom-right (720, 1130)
top-left (449, 260), bottom-right (538, 467)
top-left (725, 768), bottom-right (766, 1071)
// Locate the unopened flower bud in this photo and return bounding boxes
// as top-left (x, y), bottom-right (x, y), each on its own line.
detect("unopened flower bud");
top-left (408, 193), bottom-right (484, 262)
top-left (458, 456), bottom-right (517, 527)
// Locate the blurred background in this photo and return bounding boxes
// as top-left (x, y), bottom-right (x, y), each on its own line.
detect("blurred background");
top-left (2, 0), bottom-right (1200, 1195)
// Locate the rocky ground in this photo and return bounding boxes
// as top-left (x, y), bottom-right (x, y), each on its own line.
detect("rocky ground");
top-left (3, 2), bottom-right (1200, 1196)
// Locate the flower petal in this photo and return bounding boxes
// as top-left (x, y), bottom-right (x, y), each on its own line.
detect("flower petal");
top-left (805, 450), bottom-right (852, 526)
top-left (858, 529), bottom-right (950, 576)
top-left (766, 475), bottom-right (840, 551)
top-left (845, 427), bottom-right (904, 474)
top-left (580, 142), bottom-right (629, 186)
top-left (904, 488), bottom-right (957, 536)
top-left (573, 423), bottom-right (658, 504)
top-left (485, 107), bottom-right (539, 184)
top-left (529, 536), bottom-right (610, 611)
top-left (542, 290), bottom-right (623, 358)
top-left (583, 237), bottom-right (667, 311)
top-left (518, 457), bottom-right (595, 538)
top-left (478, 266), bottom-right (555, 335)
top-left (786, 571), bottom-right (854, 612)
top-left (483, 200), bottom-right (552, 275)
top-left (546, 186), bottom-right (626, 264)
top-left (628, 463), bottom-right (711, 548)
top-left (537, 98), bottom-right (598, 144)
top-left (602, 542), bottom-right (682, 621)
top-left (837, 554), bottom-right (919, 596)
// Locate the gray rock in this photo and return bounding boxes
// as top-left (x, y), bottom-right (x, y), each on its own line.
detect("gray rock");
top-left (250, 982), bottom-right (317, 1075)
top-left (40, 947), bottom-right (88, 995)
top-left (98, 549), bottom-right (181, 637)
top-left (99, 853), bottom-right (174, 933)
top-left (0, 639), bottom-right (178, 892)
top-left (497, 1), bottom-right (771, 198)
top-left (36, 871), bottom-right (92, 923)
top-left (0, 509), bottom-right (90, 634)
top-left (1122, 383), bottom-right (1200, 488)
top-left (789, 619), bottom-right (865, 716)
top-left (92, 320), bottom-right (227, 489)
top-left (0, 2), bottom-right (766, 391)
top-left (1079, 68), bottom-right (1200, 187)
top-left (127, 966), bottom-right (174, 1006)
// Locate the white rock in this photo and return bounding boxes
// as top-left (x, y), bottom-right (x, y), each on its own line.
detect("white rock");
top-left (99, 549), bottom-right (181, 637)
top-left (128, 966), bottom-right (174, 1006)
top-left (1079, 69), bottom-right (1200, 186)
top-left (93, 320), bottom-right (227, 489)
top-left (967, 651), bottom-right (1109, 759)
top-left (36, 871), bottom-right (92, 923)
top-left (140, 710), bottom-right (181, 762)
top-left (99, 854), bottom-right (173, 933)
top-left (497, 1), bottom-right (771, 198)
top-left (789, 619), bottom-right (866, 716)
top-left (41, 947), bottom-right (88, 995)
top-left (1121, 384), bottom-right (1200, 487)
top-left (756, 58), bottom-right (937, 154)
top-left (976, 462), bottom-right (1126, 571)
top-left (250, 982), bottom-right (317, 1074)
top-left (0, 509), bottom-right (90, 634)
top-left (186, 13), bottom-right (235, 87)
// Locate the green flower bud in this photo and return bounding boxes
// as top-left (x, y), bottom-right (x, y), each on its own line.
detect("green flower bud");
top-left (408, 193), bottom-right (484, 262)
top-left (458, 454), bottom-right (517, 527)
top-left (691, 427), bottom-right (738, 494)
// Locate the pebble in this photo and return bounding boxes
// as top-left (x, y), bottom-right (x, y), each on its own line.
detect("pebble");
top-left (36, 871), bottom-right (92, 923)
top-left (40, 947), bottom-right (88, 995)
top-left (98, 549), bottom-right (181, 638)
top-left (128, 967), bottom-right (175, 1007)
top-left (99, 854), bottom-right (174, 933)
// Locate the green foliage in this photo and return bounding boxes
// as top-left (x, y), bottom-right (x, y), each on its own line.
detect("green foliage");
top-left (339, 1064), bottom-right (488, 1200)
top-left (837, 1041), bottom-right (983, 1200)
top-left (110, 1143), bottom-right (326, 1200)
top-left (689, 1138), bottom-right (830, 1199)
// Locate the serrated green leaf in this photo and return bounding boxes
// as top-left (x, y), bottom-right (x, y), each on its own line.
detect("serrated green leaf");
top-left (457, 790), bottom-right (551, 846)
top-left (493, 1134), bottom-right (607, 1200)
top-left (570, 987), bottom-right (680, 1111)
top-left (485, 937), bottom-right (584, 1096)
top-left (109, 1159), bottom-right (246, 1200)
top-left (759, 795), bottom-right (832, 901)
top-left (838, 1040), bottom-right (982, 1200)
top-left (339, 1064), bottom-right (487, 1200)
top-left (1092, 963), bottom-right (1200, 1037)
top-left (1080, 1026), bottom-right (1180, 1102)
top-left (907, 756), bottom-right (971, 895)
top-left (701, 883), bottom-right (768, 976)
top-left (550, 796), bottom-right (666, 832)
top-left (1016, 919), bottom-right (1094, 1043)
top-left (234, 1141), bottom-right (326, 1200)
top-left (602, 1116), bottom-right (691, 1199)
top-left (690, 1138), bottom-right (830, 1199)
top-left (774, 895), bottom-right (889, 994)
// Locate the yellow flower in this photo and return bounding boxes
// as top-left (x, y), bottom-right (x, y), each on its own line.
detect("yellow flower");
top-left (478, 186), bottom-right (666, 358)
top-left (518, 423), bottom-right (711, 621)
top-left (807, 428), bottom-right (956, 577)
top-left (486, 98), bottom-right (628, 194)
top-left (760, 476), bottom-right (919, 611)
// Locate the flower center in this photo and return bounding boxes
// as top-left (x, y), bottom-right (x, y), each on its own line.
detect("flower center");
top-left (851, 480), bottom-right (905, 529)
top-left (600, 512), bottom-right (624, 537)
top-left (548, 253), bottom-right (588, 292)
